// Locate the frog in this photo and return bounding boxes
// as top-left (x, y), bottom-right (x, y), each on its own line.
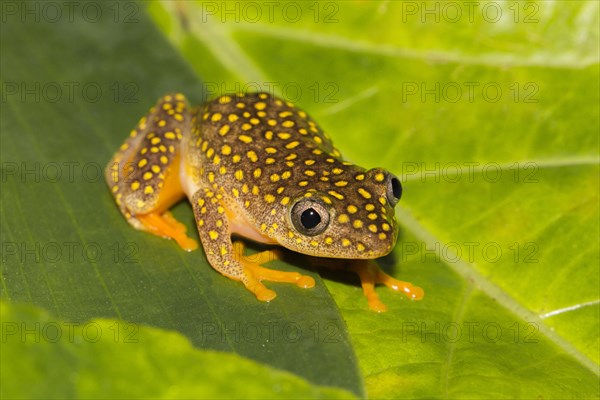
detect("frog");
top-left (105, 92), bottom-right (423, 312)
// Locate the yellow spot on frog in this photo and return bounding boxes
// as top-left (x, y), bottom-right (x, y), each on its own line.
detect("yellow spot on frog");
top-left (286, 141), bottom-right (300, 149)
top-left (247, 151), bottom-right (258, 162)
top-left (238, 135), bottom-right (252, 143)
top-left (328, 190), bottom-right (344, 200)
top-left (358, 188), bottom-right (372, 199)
top-left (219, 125), bottom-right (230, 136)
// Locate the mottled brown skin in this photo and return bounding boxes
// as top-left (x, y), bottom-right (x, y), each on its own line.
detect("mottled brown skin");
top-left (106, 92), bottom-right (423, 312)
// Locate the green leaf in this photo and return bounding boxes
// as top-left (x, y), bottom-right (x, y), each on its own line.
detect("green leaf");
top-left (146, 0), bottom-right (599, 398)
top-left (0, 1), bottom-right (361, 396)
top-left (2, 1), bottom-right (599, 399)
top-left (0, 301), bottom-right (354, 399)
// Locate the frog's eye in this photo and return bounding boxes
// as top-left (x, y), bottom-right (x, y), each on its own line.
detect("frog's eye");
top-left (290, 199), bottom-right (330, 236)
top-left (386, 174), bottom-right (403, 207)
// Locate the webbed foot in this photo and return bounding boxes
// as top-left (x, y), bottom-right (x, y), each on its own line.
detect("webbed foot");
top-left (349, 260), bottom-right (423, 312)
top-left (233, 241), bottom-right (315, 301)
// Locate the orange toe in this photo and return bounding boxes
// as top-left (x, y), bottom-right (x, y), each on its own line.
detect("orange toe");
top-left (233, 241), bottom-right (315, 301)
top-left (349, 260), bottom-right (423, 312)
top-left (138, 212), bottom-right (198, 251)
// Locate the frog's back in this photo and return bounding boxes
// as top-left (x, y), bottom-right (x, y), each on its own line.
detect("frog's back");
top-left (185, 92), bottom-right (399, 259)
top-left (194, 92), bottom-right (341, 160)
top-left (193, 92), bottom-right (351, 176)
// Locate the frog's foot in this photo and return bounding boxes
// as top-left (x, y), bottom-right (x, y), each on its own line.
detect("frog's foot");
top-left (137, 211), bottom-right (198, 251)
top-left (233, 241), bottom-right (315, 302)
top-left (349, 260), bottom-right (424, 313)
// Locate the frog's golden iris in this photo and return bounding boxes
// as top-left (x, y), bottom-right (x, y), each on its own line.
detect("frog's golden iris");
top-left (105, 92), bottom-right (423, 312)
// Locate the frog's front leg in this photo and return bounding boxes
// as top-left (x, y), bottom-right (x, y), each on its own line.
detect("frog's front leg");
top-left (349, 260), bottom-right (424, 312)
top-left (191, 189), bottom-right (315, 301)
top-left (105, 93), bottom-right (197, 251)
top-left (308, 257), bottom-right (423, 312)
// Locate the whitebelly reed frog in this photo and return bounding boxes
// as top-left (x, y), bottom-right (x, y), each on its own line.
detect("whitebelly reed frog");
top-left (105, 92), bottom-right (423, 312)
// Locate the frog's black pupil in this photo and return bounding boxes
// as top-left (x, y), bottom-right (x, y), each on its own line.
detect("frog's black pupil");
top-left (391, 177), bottom-right (402, 200)
top-left (300, 208), bottom-right (321, 229)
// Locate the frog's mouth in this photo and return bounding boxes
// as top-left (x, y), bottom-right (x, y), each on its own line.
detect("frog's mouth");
top-left (225, 205), bottom-right (278, 245)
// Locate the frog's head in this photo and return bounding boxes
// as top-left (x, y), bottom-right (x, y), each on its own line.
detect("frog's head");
top-left (281, 168), bottom-right (402, 259)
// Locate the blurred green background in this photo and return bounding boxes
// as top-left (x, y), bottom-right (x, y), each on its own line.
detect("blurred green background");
top-left (1, 1), bottom-right (598, 398)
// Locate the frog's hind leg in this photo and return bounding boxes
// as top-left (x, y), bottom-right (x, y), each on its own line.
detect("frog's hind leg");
top-left (191, 188), bottom-right (314, 301)
top-left (105, 93), bottom-right (197, 251)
